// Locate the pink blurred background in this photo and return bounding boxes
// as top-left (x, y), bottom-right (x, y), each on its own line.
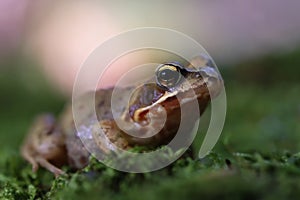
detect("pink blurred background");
top-left (1, 1), bottom-right (300, 95)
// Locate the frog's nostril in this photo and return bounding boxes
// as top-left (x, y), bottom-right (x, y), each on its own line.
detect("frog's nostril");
top-left (198, 67), bottom-right (223, 98)
top-left (199, 66), bottom-right (219, 79)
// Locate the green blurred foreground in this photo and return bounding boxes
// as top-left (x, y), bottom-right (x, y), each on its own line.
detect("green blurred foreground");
top-left (0, 50), bottom-right (300, 199)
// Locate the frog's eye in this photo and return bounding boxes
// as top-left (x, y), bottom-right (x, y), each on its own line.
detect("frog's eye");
top-left (155, 64), bottom-right (182, 89)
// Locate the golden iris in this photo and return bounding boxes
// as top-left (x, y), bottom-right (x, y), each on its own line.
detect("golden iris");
top-left (155, 64), bottom-right (182, 89)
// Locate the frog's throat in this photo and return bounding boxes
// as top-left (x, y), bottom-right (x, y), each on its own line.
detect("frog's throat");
top-left (132, 91), bottom-right (178, 122)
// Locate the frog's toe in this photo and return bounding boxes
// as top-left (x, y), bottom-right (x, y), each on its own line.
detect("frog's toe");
top-left (21, 148), bottom-right (39, 172)
top-left (35, 156), bottom-right (66, 176)
top-left (32, 163), bottom-right (39, 172)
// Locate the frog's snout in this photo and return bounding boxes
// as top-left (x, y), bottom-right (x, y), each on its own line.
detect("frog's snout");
top-left (199, 66), bottom-right (219, 79)
top-left (199, 66), bottom-right (223, 98)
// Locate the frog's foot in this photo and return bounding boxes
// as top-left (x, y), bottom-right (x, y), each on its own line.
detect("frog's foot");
top-left (21, 146), bottom-right (65, 177)
top-left (21, 148), bottom-right (39, 172)
top-left (22, 145), bottom-right (66, 177)
top-left (21, 114), bottom-right (68, 176)
top-left (35, 155), bottom-right (66, 177)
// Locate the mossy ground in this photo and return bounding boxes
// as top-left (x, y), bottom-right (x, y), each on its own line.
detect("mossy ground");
top-left (0, 50), bottom-right (300, 199)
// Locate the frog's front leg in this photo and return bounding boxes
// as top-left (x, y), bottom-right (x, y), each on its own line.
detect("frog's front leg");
top-left (21, 114), bottom-right (68, 176)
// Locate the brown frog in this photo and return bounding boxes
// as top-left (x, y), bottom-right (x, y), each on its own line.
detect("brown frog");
top-left (21, 55), bottom-right (223, 176)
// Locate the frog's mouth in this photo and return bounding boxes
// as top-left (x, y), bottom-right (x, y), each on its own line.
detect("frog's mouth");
top-left (126, 83), bottom-right (167, 123)
top-left (132, 90), bottom-right (178, 122)
top-left (128, 82), bottom-right (205, 124)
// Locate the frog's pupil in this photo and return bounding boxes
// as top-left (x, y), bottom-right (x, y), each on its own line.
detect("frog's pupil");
top-left (155, 64), bottom-right (183, 90)
top-left (160, 69), bottom-right (174, 80)
top-left (160, 69), bottom-right (179, 82)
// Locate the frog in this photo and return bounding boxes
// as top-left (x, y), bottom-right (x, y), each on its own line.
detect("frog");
top-left (21, 55), bottom-right (223, 176)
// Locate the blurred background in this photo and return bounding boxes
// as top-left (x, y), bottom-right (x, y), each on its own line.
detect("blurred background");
top-left (1, 1), bottom-right (300, 199)
top-left (2, 1), bottom-right (300, 94)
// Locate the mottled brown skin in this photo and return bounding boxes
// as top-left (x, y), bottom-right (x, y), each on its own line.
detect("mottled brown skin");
top-left (21, 55), bottom-right (223, 176)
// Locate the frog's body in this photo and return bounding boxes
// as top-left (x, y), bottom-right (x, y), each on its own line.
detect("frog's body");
top-left (21, 55), bottom-right (223, 176)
